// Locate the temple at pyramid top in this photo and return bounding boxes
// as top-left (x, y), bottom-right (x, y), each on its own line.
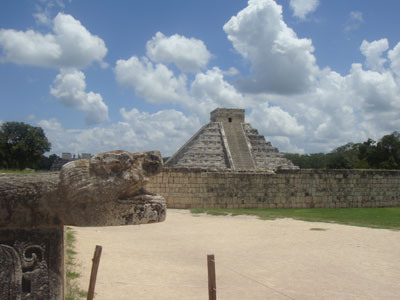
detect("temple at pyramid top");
top-left (165, 108), bottom-right (298, 170)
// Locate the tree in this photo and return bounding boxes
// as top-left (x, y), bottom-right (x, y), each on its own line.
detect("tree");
top-left (358, 132), bottom-right (400, 169)
top-left (284, 153), bottom-right (328, 169)
top-left (285, 132), bottom-right (400, 170)
top-left (37, 153), bottom-right (59, 170)
top-left (327, 142), bottom-right (368, 169)
top-left (0, 122), bottom-right (51, 169)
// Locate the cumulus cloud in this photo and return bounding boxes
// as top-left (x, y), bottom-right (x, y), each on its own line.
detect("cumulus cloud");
top-left (0, 13), bottom-right (107, 68)
top-left (115, 56), bottom-right (188, 105)
top-left (191, 67), bottom-right (246, 108)
top-left (360, 39), bottom-right (389, 71)
top-left (289, 0), bottom-right (319, 19)
top-left (50, 68), bottom-right (109, 125)
top-left (146, 32), bottom-right (211, 73)
top-left (37, 109), bottom-right (201, 156)
top-left (257, 38), bottom-right (400, 153)
top-left (248, 103), bottom-right (305, 137)
top-left (120, 108), bottom-right (201, 153)
top-left (115, 54), bottom-right (250, 121)
top-left (223, 0), bottom-right (319, 94)
top-left (348, 63), bottom-right (400, 114)
top-left (388, 42), bottom-right (400, 77)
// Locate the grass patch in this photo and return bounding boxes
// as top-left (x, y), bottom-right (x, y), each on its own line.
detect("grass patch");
top-left (65, 226), bottom-right (88, 300)
top-left (310, 228), bottom-right (328, 231)
top-left (190, 207), bottom-right (400, 230)
top-left (0, 168), bottom-right (41, 174)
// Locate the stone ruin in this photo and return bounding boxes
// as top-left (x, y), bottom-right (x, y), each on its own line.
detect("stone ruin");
top-left (0, 150), bottom-right (166, 299)
top-left (165, 108), bottom-right (298, 170)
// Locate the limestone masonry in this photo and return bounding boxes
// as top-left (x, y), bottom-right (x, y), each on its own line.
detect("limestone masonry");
top-left (165, 108), bottom-right (298, 170)
top-left (146, 168), bottom-right (400, 209)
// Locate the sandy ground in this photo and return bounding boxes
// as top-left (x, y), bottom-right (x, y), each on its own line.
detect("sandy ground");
top-left (74, 209), bottom-right (400, 300)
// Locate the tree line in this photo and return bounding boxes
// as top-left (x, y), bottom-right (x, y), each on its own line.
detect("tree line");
top-left (284, 131), bottom-right (400, 169)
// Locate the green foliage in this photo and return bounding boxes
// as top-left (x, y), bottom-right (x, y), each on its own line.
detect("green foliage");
top-left (359, 132), bottom-right (400, 169)
top-left (37, 153), bottom-right (59, 170)
top-left (191, 207), bottom-right (400, 230)
top-left (0, 122), bottom-right (51, 169)
top-left (0, 169), bottom-right (40, 174)
top-left (284, 153), bottom-right (328, 169)
top-left (309, 228), bottom-right (328, 231)
top-left (285, 131), bottom-right (400, 170)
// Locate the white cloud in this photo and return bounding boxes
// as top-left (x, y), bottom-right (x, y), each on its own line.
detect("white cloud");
top-left (37, 118), bottom-right (70, 153)
top-left (115, 55), bottom-right (249, 121)
top-left (115, 56), bottom-right (188, 105)
top-left (33, 0), bottom-right (65, 26)
top-left (37, 109), bottom-right (201, 157)
top-left (289, 0), bottom-right (319, 20)
top-left (360, 39), bottom-right (389, 71)
top-left (350, 11), bottom-right (363, 22)
top-left (34, 12), bottom-right (52, 26)
top-left (248, 103), bottom-right (305, 137)
top-left (50, 68), bottom-right (109, 125)
top-left (348, 63), bottom-right (400, 115)
top-left (191, 67), bottom-right (246, 108)
top-left (388, 42), bottom-right (400, 77)
top-left (344, 11), bottom-right (364, 32)
top-left (267, 136), bottom-right (305, 154)
top-left (0, 13), bottom-right (107, 68)
top-left (120, 108), bottom-right (201, 153)
top-left (223, 0), bottom-right (319, 94)
top-left (256, 41), bottom-right (400, 153)
top-left (146, 32), bottom-right (211, 73)
top-left (38, 117), bottom-right (64, 132)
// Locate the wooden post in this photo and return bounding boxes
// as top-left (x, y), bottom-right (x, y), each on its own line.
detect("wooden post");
top-left (207, 254), bottom-right (217, 300)
top-left (87, 245), bottom-right (102, 300)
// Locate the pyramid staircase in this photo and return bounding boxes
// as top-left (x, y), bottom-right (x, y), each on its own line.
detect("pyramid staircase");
top-left (222, 122), bottom-right (255, 169)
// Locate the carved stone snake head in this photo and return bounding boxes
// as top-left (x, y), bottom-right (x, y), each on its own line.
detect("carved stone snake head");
top-left (58, 150), bottom-right (166, 226)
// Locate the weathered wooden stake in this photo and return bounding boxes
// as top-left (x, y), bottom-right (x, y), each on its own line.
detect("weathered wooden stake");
top-left (87, 245), bottom-right (102, 300)
top-left (207, 254), bottom-right (217, 300)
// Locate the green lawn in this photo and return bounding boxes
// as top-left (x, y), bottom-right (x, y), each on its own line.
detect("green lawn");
top-left (190, 207), bottom-right (400, 230)
top-left (0, 169), bottom-right (41, 174)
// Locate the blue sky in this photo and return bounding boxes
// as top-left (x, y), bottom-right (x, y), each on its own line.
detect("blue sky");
top-left (1, 0), bottom-right (400, 157)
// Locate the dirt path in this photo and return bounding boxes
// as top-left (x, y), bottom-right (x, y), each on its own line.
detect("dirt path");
top-left (74, 209), bottom-right (400, 300)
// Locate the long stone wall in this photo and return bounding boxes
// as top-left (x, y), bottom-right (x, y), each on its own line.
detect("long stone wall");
top-left (146, 168), bottom-right (400, 209)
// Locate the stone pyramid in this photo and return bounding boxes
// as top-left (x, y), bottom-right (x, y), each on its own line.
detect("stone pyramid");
top-left (165, 108), bottom-right (298, 170)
